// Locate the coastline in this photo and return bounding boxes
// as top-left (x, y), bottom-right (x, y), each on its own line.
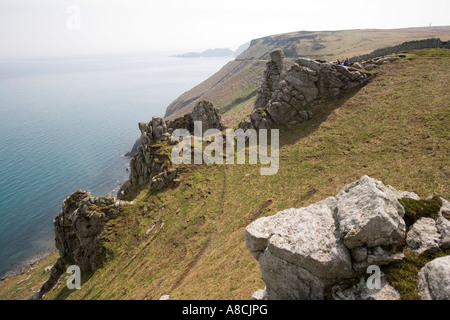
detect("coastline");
top-left (0, 248), bottom-right (56, 282)
top-left (0, 152), bottom-right (133, 281)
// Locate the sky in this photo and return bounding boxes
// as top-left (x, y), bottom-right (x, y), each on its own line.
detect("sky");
top-left (0, 0), bottom-right (449, 58)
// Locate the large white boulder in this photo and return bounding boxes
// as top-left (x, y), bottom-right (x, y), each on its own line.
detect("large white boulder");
top-left (335, 176), bottom-right (406, 249)
top-left (246, 197), bottom-right (354, 299)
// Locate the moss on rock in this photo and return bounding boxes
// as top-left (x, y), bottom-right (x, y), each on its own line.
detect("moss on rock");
top-left (399, 196), bottom-right (442, 228)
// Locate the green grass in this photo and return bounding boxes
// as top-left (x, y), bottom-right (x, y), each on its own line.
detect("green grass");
top-left (3, 48), bottom-right (449, 300)
top-left (399, 196), bottom-right (443, 228)
top-left (383, 249), bottom-right (450, 300)
top-left (48, 49), bottom-right (450, 299)
top-left (0, 251), bottom-right (58, 300)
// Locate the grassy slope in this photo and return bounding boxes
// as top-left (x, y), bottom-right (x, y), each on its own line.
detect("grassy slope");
top-left (1, 49), bottom-right (448, 300)
top-left (165, 60), bottom-right (265, 121)
top-left (0, 251), bottom-right (58, 300)
top-left (22, 48), bottom-right (446, 300)
top-left (165, 27), bottom-right (450, 120)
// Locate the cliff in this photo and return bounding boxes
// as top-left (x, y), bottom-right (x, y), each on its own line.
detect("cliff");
top-left (7, 43), bottom-right (449, 301)
top-left (163, 27), bottom-right (450, 121)
top-left (118, 101), bottom-right (225, 201)
top-left (30, 191), bottom-right (129, 300)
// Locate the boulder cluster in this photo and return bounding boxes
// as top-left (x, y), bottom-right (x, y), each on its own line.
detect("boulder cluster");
top-left (240, 50), bottom-right (373, 130)
top-left (119, 101), bottom-right (225, 200)
top-left (246, 176), bottom-right (450, 300)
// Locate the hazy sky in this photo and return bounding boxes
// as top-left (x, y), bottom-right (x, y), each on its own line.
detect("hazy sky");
top-left (0, 0), bottom-right (449, 57)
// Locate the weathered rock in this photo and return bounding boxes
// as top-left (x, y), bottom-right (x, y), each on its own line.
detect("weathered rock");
top-left (251, 287), bottom-right (269, 300)
top-left (298, 110), bottom-right (313, 121)
top-left (418, 255), bottom-right (450, 300)
top-left (336, 176), bottom-right (406, 249)
top-left (352, 62), bottom-right (363, 69)
top-left (151, 116), bottom-right (166, 139)
top-left (364, 64), bottom-right (375, 71)
top-left (297, 58), bottom-right (322, 72)
top-left (250, 110), bottom-right (274, 129)
top-left (351, 247), bottom-right (368, 263)
top-left (150, 169), bottom-right (178, 191)
top-left (124, 138), bottom-right (142, 157)
top-left (31, 191), bottom-right (122, 300)
top-left (246, 197), bottom-right (354, 299)
top-left (246, 176), bottom-right (414, 300)
top-left (243, 51), bottom-right (372, 129)
top-left (190, 100), bottom-right (225, 134)
top-left (393, 190), bottom-right (421, 200)
top-left (54, 191), bottom-right (119, 272)
top-left (406, 217), bottom-right (440, 255)
top-left (173, 178), bottom-right (181, 187)
top-left (254, 50), bottom-right (284, 110)
top-left (265, 101), bottom-right (298, 126)
top-left (238, 115), bottom-right (254, 131)
top-left (332, 271), bottom-right (401, 300)
top-left (119, 101), bottom-right (225, 200)
top-left (352, 246), bottom-right (404, 272)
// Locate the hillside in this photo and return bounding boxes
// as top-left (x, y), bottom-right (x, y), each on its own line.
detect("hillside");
top-left (164, 26), bottom-right (450, 124)
top-left (1, 48), bottom-right (448, 300)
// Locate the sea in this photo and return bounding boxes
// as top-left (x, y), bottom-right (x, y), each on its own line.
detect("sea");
top-left (0, 53), bottom-right (232, 276)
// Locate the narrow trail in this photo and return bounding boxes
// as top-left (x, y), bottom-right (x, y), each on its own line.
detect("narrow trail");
top-left (169, 164), bottom-right (227, 293)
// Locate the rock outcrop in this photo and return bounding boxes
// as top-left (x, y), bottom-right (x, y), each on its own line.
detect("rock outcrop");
top-left (254, 50), bottom-right (285, 111)
top-left (246, 176), bottom-right (450, 300)
top-left (119, 101), bottom-right (225, 200)
top-left (406, 218), bottom-right (441, 255)
top-left (331, 271), bottom-right (401, 300)
top-left (30, 190), bottom-right (127, 300)
top-left (418, 255), bottom-right (450, 300)
top-left (124, 138), bottom-right (142, 158)
top-left (240, 50), bottom-right (373, 130)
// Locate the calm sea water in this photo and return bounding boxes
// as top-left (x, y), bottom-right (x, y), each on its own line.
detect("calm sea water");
top-left (0, 53), bottom-right (231, 276)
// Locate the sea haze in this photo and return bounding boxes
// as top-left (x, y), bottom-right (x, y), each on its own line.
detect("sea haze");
top-left (0, 53), bottom-right (232, 276)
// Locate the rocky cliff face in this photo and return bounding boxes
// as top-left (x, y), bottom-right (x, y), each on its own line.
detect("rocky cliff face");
top-left (240, 50), bottom-right (373, 130)
top-left (31, 190), bottom-right (128, 300)
top-left (31, 101), bottom-right (225, 299)
top-left (246, 176), bottom-right (450, 300)
top-left (119, 101), bottom-right (225, 201)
